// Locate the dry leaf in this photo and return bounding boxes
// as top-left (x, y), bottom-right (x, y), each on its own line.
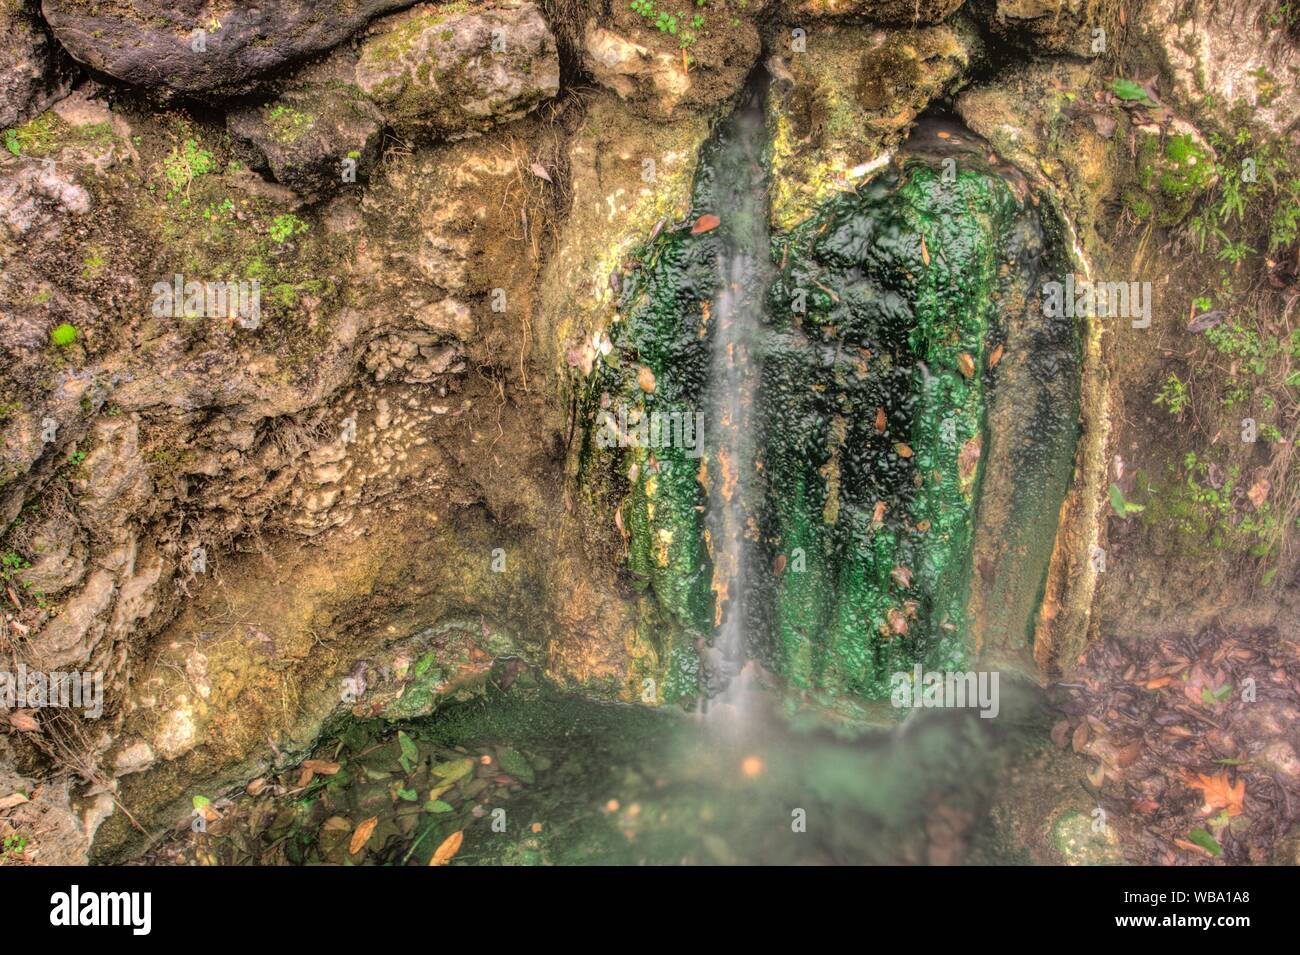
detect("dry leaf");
top-left (529, 161), bottom-right (552, 183)
top-left (1247, 478), bottom-right (1270, 508)
top-left (246, 778), bottom-right (267, 796)
top-left (430, 830), bottom-right (464, 866)
top-left (875, 406), bottom-right (887, 433)
top-left (886, 607), bottom-right (908, 636)
top-left (1071, 722), bottom-right (1089, 753)
top-left (895, 442), bottom-right (913, 458)
top-left (1050, 720), bottom-right (1071, 748)
top-left (988, 343), bottom-right (1004, 368)
top-left (350, 815), bottom-right (378, 855)
top-left (691, 214), bottom-right (721, 234)
top-left (637, 365), bottom-right (656, 393)
top-left (1184, 771), bottom-right (1246, 817)
top-left (7, 711), bottom-right (38, 732)
top-left (920, 235), bottom-right (930, 266)
top-left (957, 352), bottom-right (975, 379)
top-left (771, 553), bottom-right (787, 576)
top-left (872, 501), bottom-right (887, 526)
top-left (890, 565), bottom-right (913, 589)
top-left (0, 792), bottom-right (29, 811)
top-left (302, 760), bottom-right (340, 775)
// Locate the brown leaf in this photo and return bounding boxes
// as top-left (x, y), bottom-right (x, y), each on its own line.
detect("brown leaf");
top-left (771, 553), bottom-right (787, 576)
top-left (872, 500), bottom-right (887, 526)
top-left (349, 815), bottom-right (378, 855)
top-left (894, 442), bottom-right (913, 458)
top-left (1071, 722), bottom-right (1090, 753)
top-left (430, 830), bottom-right (464, 866)
top-left (920, 235), bottom-right (930, 266)
top-left (302, 760), bottom-right (340, 775)
top-left (1247, 478), bottom-right (1270, 508)
top-left (637, 365), bottom-right (656, 393)
top-left (0, 792), bottom-right (29, 811)
top-left (529, 161), bottom-right (552, 183)
top-left (246, 777), bottom-right (267, 796)
top-left (890, 565), bottom-right (913, 589)
top-left (988, 342), bottom-right (1004, 368)
top-left (875, 406), bottom-right (887, 433)
top-left (958, 434), bottom-right (982, 484)
top-left (691, 214), bottom-right (721, 234)
top-left (956, 352), bottom-right (975, 379)
top-left (7, 710), bottom-right (38, 732)
top-left (1050, 719), bottom-right (1071, 748)
top-left (886, 607), bottom-right (908, 637)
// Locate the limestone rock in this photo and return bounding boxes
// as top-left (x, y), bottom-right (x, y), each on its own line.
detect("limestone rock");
top-left (970, 0), bottom-right (1113, 57)
top-left (355, 2), bottom-right (560, 137)
top-left (766, 16), bottom-right (979, 230)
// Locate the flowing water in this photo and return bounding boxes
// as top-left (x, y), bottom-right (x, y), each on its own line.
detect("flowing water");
top-left (699, 78), bottom-right (773, 720)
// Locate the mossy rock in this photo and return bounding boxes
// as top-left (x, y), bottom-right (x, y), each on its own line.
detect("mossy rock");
top-left (1130, 121), bottom-right (1217, 226)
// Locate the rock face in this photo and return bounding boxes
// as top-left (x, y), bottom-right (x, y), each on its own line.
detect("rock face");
top-left (781, 0), bottom-right (967, 22)
top-left (355, 2), bottom-right (560, 137)
top-left (1140, 0), bottom-right (1300, 135)
top-left (227, 89), bottom-right (386, 200)
top-left (40, 0), bottom-right (418, 95)
top-left (581, 14), bottom-right (761, 117)
top-left (971, 0), bottom-right (1113, 57)
top-left (1, 0), bottom-right (74, 128)
top-left (766, 16), bottom-right (978, 230)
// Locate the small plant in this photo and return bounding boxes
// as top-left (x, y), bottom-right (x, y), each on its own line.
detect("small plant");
top-left (1109, 483), bottom-right (1145, 518)
top-left (1, 833), bottom-right (29, 860)
top-left (162, 137), bottom-right (216, 200)
top-left (269, 213), bottom-right (309, 244)
top-left (49, 323), bottom-right (79, 347)
top-left (1154, 372), bottom-right (1190, 416)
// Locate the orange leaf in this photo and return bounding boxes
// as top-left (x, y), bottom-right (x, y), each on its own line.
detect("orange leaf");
top-left (920, 235), bottom-right (930, 266)
top-left (1184, 771), bottom-right (1246, 817)
top-left (691, 214), bottom-right (721, 234)
top-left (349, 816), bottom-right (378, 855)
top-left (302, 759), bottom-right (340, 775)
top-left (430, 830), bottom-right (464, 866)
top-left (894, 443), bottom-right (913, 458)
top-left (957, 352), bottom-right (975, 379)
top-left (988, 342), bottom-right (1004, 368)
top-left (875, 407), bottom-right (887, 433)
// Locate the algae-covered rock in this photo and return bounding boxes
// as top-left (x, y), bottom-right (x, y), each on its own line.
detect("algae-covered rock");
top-left (228, 88), bottom-right (385, 200)
top-left (752, 162), bottom-right (1026, 698)
top-left (41, 0), bottom-right (418, 96)
top-left (1126, 119), bottom-right (1218, 226)
top-left (765, 17), bottom-right (978, 232)
top-left (1, 0), bottom-right (75, 128)
top-left (356, 2), bottom-right (559, 138)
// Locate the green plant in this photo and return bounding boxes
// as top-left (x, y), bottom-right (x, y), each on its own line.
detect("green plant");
top-left (161, 137), bottom-right (216, 200)
top-left (269, 213), bottom-right (309, 244)
top-left (1, 833), bottom-right (28, 860)
top-left (1154, 372), bottom-right (1191, 416)
top-left (1109, 483), bottom-right (1145, 517)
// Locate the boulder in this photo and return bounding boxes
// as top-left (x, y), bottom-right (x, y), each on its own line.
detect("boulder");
top-left (40, 0), bottom-right (418, 96)
top-left (355, 1), bottom-right (559, 138)
top-left (227, 88), bottom-right (385, 200)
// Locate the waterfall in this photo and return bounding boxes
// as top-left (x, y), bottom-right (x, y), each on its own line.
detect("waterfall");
top-left (700, 78), bottom-right (772, 721)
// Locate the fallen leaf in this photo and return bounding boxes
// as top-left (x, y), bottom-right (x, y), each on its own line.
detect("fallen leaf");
top-left (302, 760), bottom-right (340, 775)
top-left (637, 365), bottom-right (657, 393)
top-left (895, 442), bottom-right (913, 458)
top-left (529, 161), bottom-right (552, 183)
top-left (920, 235), bottom-right (930, 266)
top-left (1247, 478), bottom-right (1270, 508)
top-left (1187, 309), bottom-right (1224, 333)
top-left (772, 553), bottom-right (787, 576)
top-left (875, 406), bottom-right (887, 433)
top-left (691, 214), bottom-right (721, 234)
top-left (957, 352), bottom-right (975, 379)
top-left (886, 607), bottom-right (908, 636)
top-left (350, 816), bottom-right (378, 855)
top-left (430, 830), bottom-right (464, 866)
top-left (1050, 719), bottom-right (1071, 748)
top-left (1071, 722), bottom-right (1089, 753)
top-left (246, 777), bottom-right (267, 796)
top-left (1184, 771), bottom-right (1246, 817)
top-left (988, 342), bottom-right (1004, 368)
top-left (0, 792), bottom-right (29, 811)
top-left (7, 711), bottom-right (38, 732)
top-left (872, 501), bottom-right (887, 526)
top-left (891, 565), bottom-right (913, 589)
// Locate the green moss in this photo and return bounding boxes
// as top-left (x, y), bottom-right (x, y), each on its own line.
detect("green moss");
top-left (49, 323), bottom-right (79, 347)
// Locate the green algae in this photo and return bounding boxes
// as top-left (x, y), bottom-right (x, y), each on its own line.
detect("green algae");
top-left (752, 163), bottom-right (1021, 698)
